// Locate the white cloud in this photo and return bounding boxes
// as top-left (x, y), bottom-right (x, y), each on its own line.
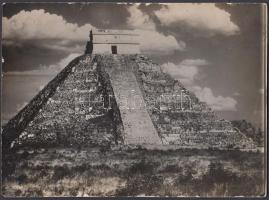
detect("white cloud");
top-left (180, 59), bottom-right (208, 66)
top-left (233, 92), bottom-right (241, 96)
top-left (3, 8), bottom-right (184, 54)
top-left (2, 9), bottom-right (93, 53)
top-left (191, 86), bottom-right (237, 111)
top-left (161, 59), bottom-right (237, 111)
top-left (38, 85), bottom-right (45, 91)
top-left (16, 102), bottom-right (28, 112)
top-left (155, 3), bottom-right (240, 36)
top-left (138, 30), bottom-right (185, 54)
top-left (127, 5), bottom-right (156, 30)
top-left (126, 5), bottom-right (185, 54)
top-left (41, 42), bottom-right (84, 53)
top-left (5, 53), bottom-right (80, 76)
top-left (3, 9), bottom-right (94, 41)
top-left (161, 59), bottom-right (207, 85)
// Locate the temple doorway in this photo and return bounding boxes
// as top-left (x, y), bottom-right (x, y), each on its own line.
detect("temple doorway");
top-left (111, 45), bottom-right (117, 54)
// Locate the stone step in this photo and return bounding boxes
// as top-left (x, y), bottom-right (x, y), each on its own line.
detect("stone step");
top-left (104, 55), bottom-right (162, 145)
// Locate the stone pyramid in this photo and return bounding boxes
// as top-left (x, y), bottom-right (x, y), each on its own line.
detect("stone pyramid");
top-left (2, 54), bottom-right (256, 150)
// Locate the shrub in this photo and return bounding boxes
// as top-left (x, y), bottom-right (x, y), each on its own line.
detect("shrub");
top-left (160, 164), bottom-right (182, 173)
top-left (17, 174), bottom-right (28, 184)
top-left (52, 165), bottom-right (70, 181)
top-left (116, 174), bottom-right (163, 196)
top-left (128, 160), bottom-right (155, 174)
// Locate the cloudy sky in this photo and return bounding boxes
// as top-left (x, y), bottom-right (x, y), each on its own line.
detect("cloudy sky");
top-left (2, 3), bottom-right (266, 127)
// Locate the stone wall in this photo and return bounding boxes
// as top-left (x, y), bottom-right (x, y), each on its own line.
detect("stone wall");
top-left (95, 55), bottom-right (125, 145)
top-left (130, 55), bottom-right (256, 149)
top-left (3, 54), bottom-right (257, 150)
top-left (2, 55), bottom-right (84, 149)
top-left (4, 55), bottom-right (123, 150)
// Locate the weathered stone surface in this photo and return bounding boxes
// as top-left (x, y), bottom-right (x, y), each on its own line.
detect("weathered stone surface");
top-left (4, 55), bottom-right (121, 149)
top-left (2, 56), bottom-right (84, 149)
top-left (130, 55), bottom-right (256, 149)
top-left (96, 55), bottom-right (162, 145)
top-left (1, 54), bottom-right (263, 197)
top-left (2, 54), bottom-right (256, 150)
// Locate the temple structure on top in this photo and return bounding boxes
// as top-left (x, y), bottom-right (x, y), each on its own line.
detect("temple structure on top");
top-left (85, 29), bottom-right (140, 54)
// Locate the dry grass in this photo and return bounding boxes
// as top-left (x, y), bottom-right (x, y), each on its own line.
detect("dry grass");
top-left (2, 146), bottom-right (265, 197)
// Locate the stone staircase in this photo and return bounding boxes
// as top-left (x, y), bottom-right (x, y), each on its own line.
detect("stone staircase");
top-left (100, 55), bottom-right (162, 145)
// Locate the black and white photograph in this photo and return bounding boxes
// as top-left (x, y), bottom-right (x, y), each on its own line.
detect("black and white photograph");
top-left (1, 2), bottom-right (267, 197)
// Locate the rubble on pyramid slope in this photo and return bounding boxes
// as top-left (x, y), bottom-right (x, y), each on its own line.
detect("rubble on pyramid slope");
top-left (129, 55), bottom-right (256, 149)
top-left (5, 55), bottom-right (123, 149)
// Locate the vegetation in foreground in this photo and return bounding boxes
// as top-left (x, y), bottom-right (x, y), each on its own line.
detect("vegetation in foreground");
top-left (2, 146), bottom-right (265, 197)
top-left (231, 119), bottom-right (264, 146)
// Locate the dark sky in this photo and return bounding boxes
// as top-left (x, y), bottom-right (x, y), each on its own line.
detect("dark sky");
top-left (1, 3), bottom-right (266, 128)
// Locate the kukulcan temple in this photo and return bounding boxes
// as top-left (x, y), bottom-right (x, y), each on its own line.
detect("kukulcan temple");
top-left (2, 29), bottom-right (257, 152)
